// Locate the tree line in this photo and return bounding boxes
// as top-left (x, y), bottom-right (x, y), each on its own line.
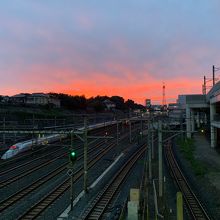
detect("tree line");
top-left (49, 93), bottom-right (144, 112)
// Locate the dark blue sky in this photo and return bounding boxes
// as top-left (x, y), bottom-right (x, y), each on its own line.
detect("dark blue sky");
top-left (0, 1), bottom-right (220, 103)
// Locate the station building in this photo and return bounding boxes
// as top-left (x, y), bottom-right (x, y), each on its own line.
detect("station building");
top-left (179, 81), bottom-right (220, 148)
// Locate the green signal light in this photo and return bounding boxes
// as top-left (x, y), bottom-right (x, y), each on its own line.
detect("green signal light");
top-left (69, 150), bottom-right (77, 163)
top-left (71, 151), bottom-right (76, 157)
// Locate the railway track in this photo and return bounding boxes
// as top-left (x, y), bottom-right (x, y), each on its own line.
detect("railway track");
top-left (17, 141), bottom-right (117, 220)
top-left (0, 144), bottom-right (68, 177)
top-left (79, 144), bottom-right (146, 220)
top-left (0, 123), bottom-right (113, 168)
top-left (164, 142), bottom-right (212, 220)
top-left (0, 140), bottom-right (106, 213)
top-left (0, 125), bottom-right (116, 187)
top-left (0, 122), bottom-right (132, 218)
top-left (0, 146), bottom-right (68, 188)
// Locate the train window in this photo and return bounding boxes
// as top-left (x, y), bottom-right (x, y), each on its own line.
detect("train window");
top-left (10, 145), bottom-right (17, 150)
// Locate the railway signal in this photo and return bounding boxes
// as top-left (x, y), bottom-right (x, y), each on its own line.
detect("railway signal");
top-left (69, 150), bottom-right (77, 164)
top-left (69, 150), bottom-right (77, 211)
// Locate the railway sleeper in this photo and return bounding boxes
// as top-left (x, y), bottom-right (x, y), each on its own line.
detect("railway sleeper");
top-left (96, 205), bottom-right (104, 209)
top-left (101, 198), bottom-right (109, 203)
top-left (189, 203), bottom-right (200, 207)
top-left (22, 215), bottom-right (35, 220)
top-left (88, 217), bottom-right (99, 220)
top-left (90, 212), bottom-right (102, 217)
top-left (94, 208), bottom-right (103, 212)
top-left (194, 212), bottom-right (205, 216)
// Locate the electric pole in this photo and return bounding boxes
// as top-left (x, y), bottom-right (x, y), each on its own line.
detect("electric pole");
top-left (158, 120), bottom-right (163, 197)
top-left (151, 116), bottom-right (155, 160)
top-left (116, 119), bottom-right (119, 146)
top-left (3, 117), bottom-right (5, 144)
top-left (83, 117), bottom-right (88, 193)
top-left (203, 75), bottom-right (206, 95)
top-left (69, 131), bottom-right (76, 211)
top-left (213, 65), bottom-right (215, 86)
top-left (129, 120), bottom-right (132, 143)
top-left (148, 119), bottom-right (152, 180)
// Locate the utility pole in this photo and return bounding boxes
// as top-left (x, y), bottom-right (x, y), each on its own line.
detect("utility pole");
top-left (83, 117), bottom-right (88, 193)
top-left (158, 120), bottom-right (163, 197)
top-left (180, 115), bottom-right (184, 141)
top-left (67, 131), bottom-right (78, 212)
top-left (70, 131), bottom-right (74, 211)
top-left (141, 115), bottom-right (143, 139)
top-left (151, 116), bottom-right (154, 160)
top-left (104, 121), bottom-right (107, 143)
top-left (148, 119), bottom-right (152, 181)
top-left (116, 119), bottom-right (119, 146)
top-left (129, 108), bottom-right (132, 144)
top-left (203, 75), bottom-right (206, 95)
top-left (213, 65), bottom-right (215, 86)
top-left (3, 117), bottom-right (5, 144)
top-left (129, 120), bottom-right (132, 143)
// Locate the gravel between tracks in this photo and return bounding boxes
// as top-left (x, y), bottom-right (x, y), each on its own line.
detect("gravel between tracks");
top-left (33, 138), bottom-right (138, 220)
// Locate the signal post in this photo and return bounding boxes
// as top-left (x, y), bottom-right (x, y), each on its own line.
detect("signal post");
top-left (69, 132), bottom-right (77, 211)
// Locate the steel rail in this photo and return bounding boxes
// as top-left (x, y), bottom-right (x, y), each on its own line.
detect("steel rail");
top-left (17, 141), bottom-right (117, 219)
top-left (0, 148), bottom-right (67, 188)
top-left (0, 126), bottom-right (114, 186)
top-left (80, 144), bottom-right (146, 220)
top-left (0, 140), bottom-right (106, 213)
top-left (0, 145), bottom-right (66, 177)
top-left (164, 142), bottom-right (212, 220)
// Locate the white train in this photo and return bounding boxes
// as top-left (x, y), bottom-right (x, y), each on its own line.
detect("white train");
top-left (1, 134), bottom-right (67, 159)
top-left (1, 120), bottom-right (118, 160)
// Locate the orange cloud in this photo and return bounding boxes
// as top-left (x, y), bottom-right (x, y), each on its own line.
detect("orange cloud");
top-left (52, 75), bottom-right (202, 105)
top-left (2, 63), bottom-right (203, 105)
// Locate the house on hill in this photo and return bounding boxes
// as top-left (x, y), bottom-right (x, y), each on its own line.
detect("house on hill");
top-left (10, 93), bottom-right (60, 107)
top-left (103, 99), bottom-right (116, 110)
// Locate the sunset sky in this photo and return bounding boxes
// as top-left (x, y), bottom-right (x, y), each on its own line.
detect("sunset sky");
top-left (1, 1), bottom-right (220, 104)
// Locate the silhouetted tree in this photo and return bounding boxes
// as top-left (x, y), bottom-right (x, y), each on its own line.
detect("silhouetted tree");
top-left (125, 99), bottom-right (135, 109)
top-left (49, 93), bottom-right (144, 112)
top-left (110, 96), bottom-right (125, 110)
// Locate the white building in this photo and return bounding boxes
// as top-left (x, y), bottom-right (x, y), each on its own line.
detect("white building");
top-left (11, 93), bottom-right (30, 103)
top-left (11, 93), bottom-right (60, 107)
top-left (103, 99), bottom-right (116, 110)
top-left (26, 93), bottom-right (49, 105)
top-left (27, 93), bottom-right (60, 107)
